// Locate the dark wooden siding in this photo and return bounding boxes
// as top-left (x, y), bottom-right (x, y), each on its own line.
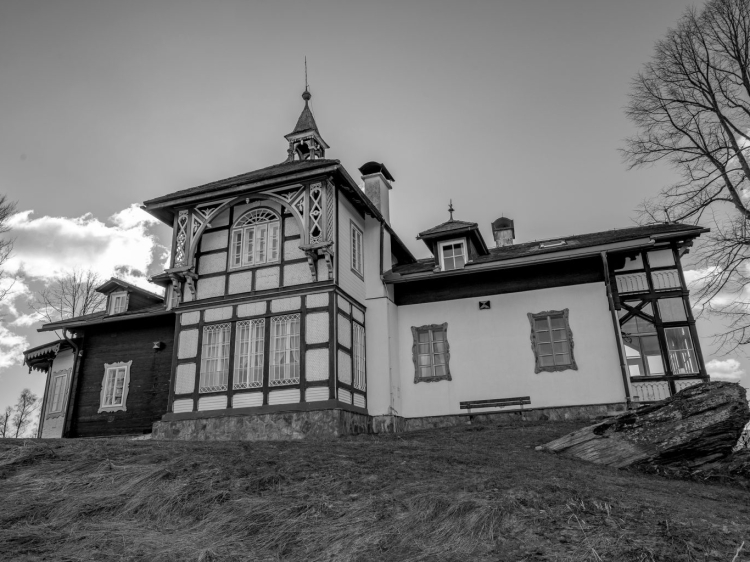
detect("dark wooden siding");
top-left (128, 292), bottom-right (161, 311)
top-left (394, 257), bottom-right (604, 305)
top-left (70, 315), bottom-right (175, 437)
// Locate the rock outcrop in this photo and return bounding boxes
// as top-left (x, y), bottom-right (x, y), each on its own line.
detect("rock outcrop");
top-left (537, 381), bottom-right (749, 469)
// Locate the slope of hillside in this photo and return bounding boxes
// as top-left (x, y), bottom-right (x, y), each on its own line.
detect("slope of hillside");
top-left (1, 421), bottom-right (748, 561)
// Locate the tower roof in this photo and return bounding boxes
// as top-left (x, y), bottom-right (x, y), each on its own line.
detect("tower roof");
top-left (287, 90), bottom-right (322, 137)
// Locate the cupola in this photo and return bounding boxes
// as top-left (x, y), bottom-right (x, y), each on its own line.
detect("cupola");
top-left (284, 89), bottom-right (329, 162)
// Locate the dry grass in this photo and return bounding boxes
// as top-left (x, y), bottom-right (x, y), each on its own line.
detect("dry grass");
top-left (1, 420), bottom-right (749, 561)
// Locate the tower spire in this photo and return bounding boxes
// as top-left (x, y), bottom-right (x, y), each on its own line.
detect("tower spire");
top-left (284, 62), bottom-right (329, 162)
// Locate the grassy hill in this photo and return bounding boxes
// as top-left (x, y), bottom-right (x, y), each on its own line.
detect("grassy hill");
top-left (1, 420), bottom-right (748, 561)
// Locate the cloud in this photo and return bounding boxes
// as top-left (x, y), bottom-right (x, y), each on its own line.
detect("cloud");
top-left (0, 323), bottom-right (29, 370)
top-left (4, 204), bottom-right (167, 291)
top-left (706, 358), bottom-right (745, 383)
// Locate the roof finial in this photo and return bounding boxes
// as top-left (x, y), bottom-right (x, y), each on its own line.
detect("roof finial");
top-left (448, 200), bottom-right (455, 221)
top-left (302, 57), bottom-right (311, 102)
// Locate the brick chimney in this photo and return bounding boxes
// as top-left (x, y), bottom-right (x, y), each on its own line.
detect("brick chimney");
top-left (359, 161), bottom-right (394, 224)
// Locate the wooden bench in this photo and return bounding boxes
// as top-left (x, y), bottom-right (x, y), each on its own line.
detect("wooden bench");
top-left (459, 396), bottom-right (531, 411)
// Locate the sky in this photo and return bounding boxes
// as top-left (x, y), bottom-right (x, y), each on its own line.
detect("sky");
top-left (0, 0), bottom-right (747, 413)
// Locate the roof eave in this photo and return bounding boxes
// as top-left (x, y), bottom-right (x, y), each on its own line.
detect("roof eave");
top-left (39, 309), bottom-right (174, 332)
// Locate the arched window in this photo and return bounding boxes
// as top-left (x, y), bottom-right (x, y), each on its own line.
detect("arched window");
top-left (231, 209), bottom-right (281, 268)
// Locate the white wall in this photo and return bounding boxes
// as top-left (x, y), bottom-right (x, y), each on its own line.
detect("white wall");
top-left (394, 282), bottom-right (625, 419)
top-left (40, 349), bottom-right (75, 439)
top-left (337, 194), bottom-right (366, 305)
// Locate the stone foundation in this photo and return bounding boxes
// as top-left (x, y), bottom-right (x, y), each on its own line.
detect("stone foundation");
top-left (152, 409), bottom-right (372, 441)
top-left (153, 403), bottom-right (627, 441)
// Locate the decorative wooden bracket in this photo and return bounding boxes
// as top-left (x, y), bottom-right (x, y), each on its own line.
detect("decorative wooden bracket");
top-left (299, 241), bottom-right (334, 283)
top-left (165, 266), bottom-right (197, 305)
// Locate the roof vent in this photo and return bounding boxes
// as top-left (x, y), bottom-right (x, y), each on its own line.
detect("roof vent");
top-left (539, 240), bottom-right (566, 249)
top-left (491, 217), bottom-right (515, 247)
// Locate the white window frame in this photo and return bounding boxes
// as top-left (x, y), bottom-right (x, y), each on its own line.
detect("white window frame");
top-left (230, 209), bottom-right (281, 270)
top-left (109, 291), bottom-right (128, 315)
top-left (98, 361), bottom-right (132, 413)
top-left (270, 314), bottom-right (300, 386)
top-left (353, 322), bottom-right (366, 390)
top-left (234, 319), bottom-right (265, 390)
top-left (47, 368), bottom-right (71, 418)
top-left (351, 221), bottom-right (364, 278)
top-left (438, 239), bottom-right (467, 271)
top-left (200, 323), bottom-right (231, 392)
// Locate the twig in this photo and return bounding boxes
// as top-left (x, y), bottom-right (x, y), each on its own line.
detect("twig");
top-left (731, 541), bottom-right (744, 562)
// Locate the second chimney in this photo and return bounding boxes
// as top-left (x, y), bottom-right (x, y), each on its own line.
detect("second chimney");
top-left (492, 217), bottom-right (515, 247)
top-left (359, 161), bottom-right (394, 224)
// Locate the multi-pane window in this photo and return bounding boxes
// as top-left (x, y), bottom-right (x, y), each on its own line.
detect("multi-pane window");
top-left (270, 314), bottom-right (300, 386)
top-left (664, 327), bottom-right (699, 374)
top-left (412, 324), bottom-right (451, 382)
top-left (234, 319), bottom-right (265, 389)
top-left (351, 222), bottom-right (364, 276)
top-left (200, 324), bottom-right (231, 392)
top-left (230, 209), bottom-right (280, 269)
top-left (109, 292), bottom-right (127, 314)
top-left (48, 371), bottom-right (68, 414)
top-left (439, 240), bottom-right (466, 271)
top-left (99, 361), bottom-right (131, 412)
top-left (620, 307), bottom-right (665, 377)
top-left (353, 322), bottom-right (366, 390)
top-left (528, 310), bottom-right (577, 373)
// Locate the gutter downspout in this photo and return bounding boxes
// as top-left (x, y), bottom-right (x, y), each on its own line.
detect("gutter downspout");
top-left (601, 251), bottom-right (632, 409)
top-left (62, 329), bottom-right (83, 438)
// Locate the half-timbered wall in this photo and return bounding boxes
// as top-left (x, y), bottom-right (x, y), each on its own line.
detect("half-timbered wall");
top-left (70, 316), bottom-right (174, 437)
top-left (170, 289), bottom-right (366, 414)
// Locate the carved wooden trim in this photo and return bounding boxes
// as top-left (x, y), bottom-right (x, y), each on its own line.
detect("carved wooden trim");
top-left (98, 360), bottom-right (132, 413)
top-left (411, 323), bottom-right (452, 383)
top-left (527, 309), bottom-right (577, 374)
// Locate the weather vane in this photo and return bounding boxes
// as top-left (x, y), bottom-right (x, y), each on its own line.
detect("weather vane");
top-left (448, 200), bottom-right (454, 221)
top-left (305, 57), bottom-right (309, 92)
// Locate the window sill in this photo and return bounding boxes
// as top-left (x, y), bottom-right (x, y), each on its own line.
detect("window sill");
top-left (98, 404), bottom-right (127, 414)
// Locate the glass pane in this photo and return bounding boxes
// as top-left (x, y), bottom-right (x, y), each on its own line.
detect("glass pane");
top-left (615, 253), bottom-right (643, 271)
top-left (419, 367), bottom-right (432, 379)
top-left (550, 316), bottom-right (565, 330)
top-left (648, 249), bottom-right (675, 268)
top-left (646, 354), bottom-right (665, 376)
top-left (418, 343), bottom-right (430, 354)
top-left (418, 331), bottom-right (429, 343)
top-left (537, 331), bottom-right (551, 343)
top-left (432, 329), bottom-right (445, 341)
top-left (534, 319), bottom-right (548, 332)
top-left (244, 228), bottom-right (255, 264)
top-left (555, 353), bottom-right (571, 365)
top-left (552, 329), bottom-right (567, 342)
top-left (433, 341), bottom-right (447, 352)
top-left (627, 358), bottom-right (644, 377)
top-left (553, 341), bottom-right (569, 354)
top-left (443, 257), bottom-right (456, 270)
top-left (640, 303), bottom-right (653, 317)
top-left (418, 354), bottom-right (432, 366)
top-left (642, 335), bottom-right (664, 375)
top-left (658, 298), bottom-right (687, 322)
top-left (433, 353), bottom-right (447, 366)
top-left (664, 327), bottom-right (694, 350)
top-left (538, 343), bottom-right (553, 355)
top-left (255, 224), bottom-right (267, 264)
top-left (434, 365), bottom-right (447, 377)
top-left (540, 355), bottom-right (555, 367)
top-left (454, 255), bottom-right (465, 268)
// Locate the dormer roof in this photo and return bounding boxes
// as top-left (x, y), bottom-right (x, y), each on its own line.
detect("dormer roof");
top-left (96, 278), bottom-right (164, 303)
top-left (418, 219), bottom-right (490, 256)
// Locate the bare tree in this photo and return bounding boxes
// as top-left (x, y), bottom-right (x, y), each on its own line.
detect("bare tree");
top-left (624, 0), bottom-right (750, 350)
top-left (0, 406), bottom-right (12, 438)
top-left (30, 268), bottom-right (107, 335)
top-left (11, 389), bottom-right (38, 438)
top-left (0, 194), bottom-right (17, 304)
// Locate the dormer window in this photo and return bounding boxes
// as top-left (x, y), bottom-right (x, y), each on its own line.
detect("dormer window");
top-left (231, 209), bottom-right (281, 269)
top-left (109, 291), bottom-right (128, 315)
top-left (438, 239), bottom-right (467, 271)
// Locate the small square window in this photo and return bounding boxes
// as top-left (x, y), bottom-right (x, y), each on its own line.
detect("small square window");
top-left (411, 323), bottom-right (452, 383)
top-left (109, 292), bottom-right (128, 315)
top-left (438, 239), bottom-right (467, 271)
top-left (527, 309), bottom-right (577, 373)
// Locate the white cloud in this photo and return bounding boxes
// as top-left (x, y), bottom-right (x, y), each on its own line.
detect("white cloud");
top-left (4, 204), bottom-right (167, 291)
top-left (706, 358), bottom-right (745, 383)
top-left (0, 323), bottom-right (29, 370)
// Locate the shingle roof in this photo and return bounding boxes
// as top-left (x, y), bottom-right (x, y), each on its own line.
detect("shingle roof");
top-left (389, 223), bottom-right (707, 277)
top-left (418, 219), bottom-right (479, 238)
top-left (143, 159), bottom-right (340, 206)
top-left (289, 103), bottom-right (320, 136)
top-left (39, 304), bottom-right (172, 332)
top-left (96, 277), bottom-right (164, 301)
